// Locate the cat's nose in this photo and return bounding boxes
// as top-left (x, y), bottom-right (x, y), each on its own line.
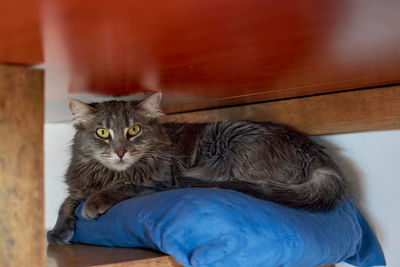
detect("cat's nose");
top-left (117, 150), bottom-right (126, 159)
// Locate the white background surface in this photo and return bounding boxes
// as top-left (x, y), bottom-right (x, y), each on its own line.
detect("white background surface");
top-left (45, 123), bottom-right (399, 266)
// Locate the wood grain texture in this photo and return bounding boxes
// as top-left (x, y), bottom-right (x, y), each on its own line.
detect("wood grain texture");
top-left (91, 256), bottom-right (181, 267)
top-left (0, 64), bottom-right (44, 266)
top-left (47, 244), bottom-right (181, 267)
top-left (161, 85), bottom-right (400, 135)
top-left (95, 259), bottom-right (332, 267)
top-left (47, 244), bottom-right (332, 267)
top-left (42, 0), bottom-right (400, 113)
top-left (0, 0), bottom-right (43, 65)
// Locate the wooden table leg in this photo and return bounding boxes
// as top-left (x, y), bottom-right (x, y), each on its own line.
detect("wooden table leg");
top-left (0, 64), bottom-right (44, 266)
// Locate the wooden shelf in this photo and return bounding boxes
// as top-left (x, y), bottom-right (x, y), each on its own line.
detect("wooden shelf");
top-left (41, 0), bottom-right (400, 111)
top-left (162, 85), bottom-right (400, 136)
top-left (47, 244), bottom-right (181, 267)
top-left (3, 0), bottom-right (400, 120)
top-left (46, 244), bottom-right (334, 267)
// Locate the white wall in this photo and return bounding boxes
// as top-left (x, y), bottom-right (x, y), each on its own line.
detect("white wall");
top-left (45, 123), bottom-right (400, 266)
top-left (44, 123), bottom-right (73, 228)
top-left (311, 132), bottom-right (400, 267)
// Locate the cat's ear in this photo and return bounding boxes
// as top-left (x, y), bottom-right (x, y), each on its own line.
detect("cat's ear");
top-left (68, 98), bottom-right (96, 125)
top-left (138, 92), bottom-right (164, 118)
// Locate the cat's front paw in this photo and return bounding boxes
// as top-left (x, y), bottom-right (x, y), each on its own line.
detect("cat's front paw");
top-left (82, 193), bottom-right (114, 220)
top-left (47, 227), bottom-right (74, 245)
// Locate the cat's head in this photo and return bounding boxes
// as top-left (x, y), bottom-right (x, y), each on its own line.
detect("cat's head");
top-left (68, 93), bottom-right (165, 171)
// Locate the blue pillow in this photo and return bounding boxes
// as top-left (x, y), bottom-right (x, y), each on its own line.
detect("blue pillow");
top-left (72, 188), bottom-right (385, 267)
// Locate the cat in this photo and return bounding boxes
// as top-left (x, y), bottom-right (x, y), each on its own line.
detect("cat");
top-left (47, 92), bottom-right (347, 245)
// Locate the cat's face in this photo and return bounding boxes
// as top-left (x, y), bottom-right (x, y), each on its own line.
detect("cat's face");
top-left (69, 93), bottom-right (164, 172)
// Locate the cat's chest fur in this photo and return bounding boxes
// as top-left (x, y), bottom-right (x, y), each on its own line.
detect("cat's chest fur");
top-left (66, 153), bottom-right (173, 197)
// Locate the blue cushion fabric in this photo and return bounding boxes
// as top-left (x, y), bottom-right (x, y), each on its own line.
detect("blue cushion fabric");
top-left (72, 188), bottom-right (385, 267)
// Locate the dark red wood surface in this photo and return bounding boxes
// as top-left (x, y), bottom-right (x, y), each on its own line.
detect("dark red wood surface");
top-left (2, 0), bottom-right (400, 113)
top-left (0, 0), bottom-right (43, 65)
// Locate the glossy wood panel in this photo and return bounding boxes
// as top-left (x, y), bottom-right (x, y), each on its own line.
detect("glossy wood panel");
top-left (0, 64), bottom-right (44, 267)
top-left (42, 0), bottom-right (400, 113)
top-left (0, 0), bottom-right (43, 65)
top-left (161, 85), bottom-right (400, 135)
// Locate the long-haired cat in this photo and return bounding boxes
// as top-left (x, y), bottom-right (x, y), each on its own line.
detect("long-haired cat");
top-left (47, 93), bottom-right (347, 244)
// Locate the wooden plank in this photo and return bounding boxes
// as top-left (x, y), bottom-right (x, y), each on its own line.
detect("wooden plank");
top-left (91, 256), bottom-right (181, 267)
top-left (46, 244), bottom-right (181, 267)
top-left (161, 85), bottom-right (400, 135)
top-left (47, 244), bottom-right (332, 267)
top-left (0, 0), bottom-right (43, 64)
top-left (42, 0), bottom-right (400, 113)
top-left (96, 259), bottom-right (330, 267)
top-left (0, 64), bottom-right (44, 266)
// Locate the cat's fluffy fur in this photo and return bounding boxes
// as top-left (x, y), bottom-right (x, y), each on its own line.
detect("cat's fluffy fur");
top-left (47, 93), bottom-right (347, 244)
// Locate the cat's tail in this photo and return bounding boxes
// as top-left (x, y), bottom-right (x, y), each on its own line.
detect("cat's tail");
top-left (177, 167), bottom-right (346, 211)
top-left (265, 167), bottom-right (347, 210)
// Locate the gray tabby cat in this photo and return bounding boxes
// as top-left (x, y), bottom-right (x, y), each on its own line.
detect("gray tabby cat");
top-left (47, 93), bottom-right (347, 244)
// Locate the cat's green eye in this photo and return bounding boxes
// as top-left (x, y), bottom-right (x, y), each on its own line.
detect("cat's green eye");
top-left (96, 128), bottom-right (110, 139)
top-left (127, 125), bottom-right (141, 137)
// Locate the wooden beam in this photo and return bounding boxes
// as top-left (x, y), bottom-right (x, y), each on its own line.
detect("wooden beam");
top-left (161, 85), bottom-right (400, 135)
top-left (0, 64), bottom-right (44, 266)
